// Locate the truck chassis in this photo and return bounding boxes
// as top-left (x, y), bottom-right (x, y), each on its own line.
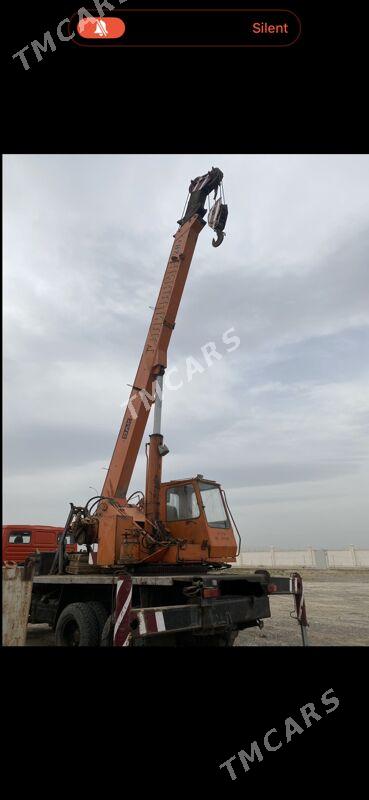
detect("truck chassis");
top-left (29, 567), bottom-right (309, 646)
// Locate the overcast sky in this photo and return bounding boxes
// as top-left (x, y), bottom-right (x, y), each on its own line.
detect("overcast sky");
top-left (4, 154), bottom-right (369, 549)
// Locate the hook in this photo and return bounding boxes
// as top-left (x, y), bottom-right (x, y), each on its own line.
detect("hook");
top-left (212, 229), bottom-right (225, 248)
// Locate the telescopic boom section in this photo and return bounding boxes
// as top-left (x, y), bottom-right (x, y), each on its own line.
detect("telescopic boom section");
top-left (102, 217), bottom-right (204, 500)
top-left (101, 167), bottom-right (226, 503)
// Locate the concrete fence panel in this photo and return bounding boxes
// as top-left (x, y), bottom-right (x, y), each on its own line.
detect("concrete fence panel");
top-left (233, 548), bottom-right (369, 569)
top-left (325, 549), bottom-right (355, 567)
top-left (355, 550), bottom-right (369, 567)
top-left (237, 551), bottom-right (274, 567)
top-left (274, 550), bottom-right (313, 567)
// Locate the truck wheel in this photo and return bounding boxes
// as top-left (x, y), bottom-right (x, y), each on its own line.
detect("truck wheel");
top-left (101, 614), bottom-right (114, 647)
top-left (55, 602), bottom-right (100, 647)
top-left (88, 602), bottom-right (108, 643)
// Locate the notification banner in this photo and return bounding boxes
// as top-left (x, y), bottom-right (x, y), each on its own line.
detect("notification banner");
top-left (71, 9), bottom-right (301, 47)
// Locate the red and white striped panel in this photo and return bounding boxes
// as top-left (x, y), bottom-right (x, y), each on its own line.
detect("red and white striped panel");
top-left (113, 574), bottom-right (133, 647)
top-left (132, 609), bottom-right (167, 636)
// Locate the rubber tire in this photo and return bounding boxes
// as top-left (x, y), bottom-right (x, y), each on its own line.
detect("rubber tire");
top-left (55, 602), bottom-right (101, 647)
top-left (101, 614), bottom-right (114, 647)
top-left (88, 602), bottom-right (109, 643)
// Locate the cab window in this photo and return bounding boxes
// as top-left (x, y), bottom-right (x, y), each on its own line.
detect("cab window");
top-left (199, 482), bottom-right (230, 528)
top-left (9, 531), bottom-right (31, 544)
top-left (166, 484), bottom-right (200, 521)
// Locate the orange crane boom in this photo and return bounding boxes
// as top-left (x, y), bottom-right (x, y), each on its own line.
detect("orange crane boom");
top-left (102, 214), bottom-right (206, 501)
top-left (101, 166), bottom-right (227, 502)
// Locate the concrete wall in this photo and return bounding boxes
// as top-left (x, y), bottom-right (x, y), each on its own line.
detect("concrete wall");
top-left (2, 563), bottom-right (35, 646)
top-left (234, 547), bottom-right (369, 569)
top-left (355, 550), bottom-right (369, 567)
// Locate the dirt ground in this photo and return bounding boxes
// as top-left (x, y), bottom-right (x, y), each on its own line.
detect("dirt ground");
top-left (236, 568), bottom-right (369, 646)
top-left (26, 569), bottom-right (369, 647)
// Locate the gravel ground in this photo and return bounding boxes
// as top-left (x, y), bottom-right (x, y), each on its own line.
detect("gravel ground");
top-left (25, 569), bottom-right (369, 647)
top-left (236, 569), bottom-right (369, 646)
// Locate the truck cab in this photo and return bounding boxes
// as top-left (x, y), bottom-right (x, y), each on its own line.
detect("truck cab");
top-left (2, 525), bottom-right (76, 564)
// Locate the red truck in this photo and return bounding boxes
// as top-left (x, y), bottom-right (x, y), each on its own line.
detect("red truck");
top-left (2, 525), bottom-right (76, 564)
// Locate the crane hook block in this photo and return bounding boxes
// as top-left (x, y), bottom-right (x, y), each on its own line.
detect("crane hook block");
top-left (177, 167), bottom-right (224, 227)
top-left (208, 198), bottom-right (228, 248)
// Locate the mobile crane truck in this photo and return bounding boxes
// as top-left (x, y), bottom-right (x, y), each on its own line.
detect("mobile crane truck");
top-left (28, 167), bottom-right (309, 646)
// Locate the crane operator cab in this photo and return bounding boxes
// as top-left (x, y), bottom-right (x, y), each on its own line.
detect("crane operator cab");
top-left (160, 477), bottom-right (238, 564)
